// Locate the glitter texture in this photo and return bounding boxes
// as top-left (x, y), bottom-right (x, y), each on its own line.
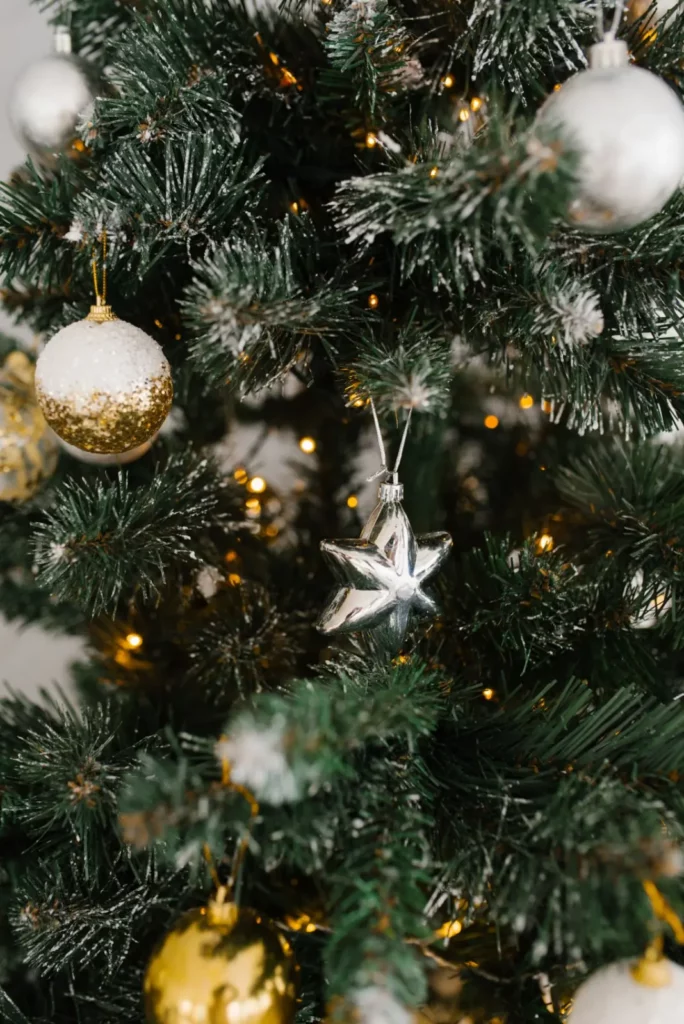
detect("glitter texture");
top-left (35, 317), bottom-right (173, 454)
top-left (0, 352), bottom-right (58, 501)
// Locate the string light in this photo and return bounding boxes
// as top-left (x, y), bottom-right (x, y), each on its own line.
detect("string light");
top-left (125, 632), bottom-right (143, 650)
top-left (365, 132), bottom-right (378, 148)
top-left (482, 688), bottom-right (495, 701)
top-left (347, 494), bottom-right (358, 508)
top-left (441, 74), bottom-right (454, 88)
top-left (434, 919), bottom-right (463, 939)
top-left (519, 393), bottom-right (534, 410)
top-left (470, 96), bottom-right (483, 111)
top-left (368, 293), bottom-right (379, 309)
top-left (536, 533), bottom-right (554, 553)
top-left (248, 476), bottom-right (266, 493)
top-left (553, 83), bottom-right (562, 92)
top-left (429, 166), bottom-right (439, 179)
top-left (234, 467), bottom-right (248, 484)
top-left (484, 414), bottom-right (499, 429)
top-left (289, 201), bottom-right (299, 214)
top-left (225, 550), bottom-right (239, 563)
top-left (228, 573), bottom-right (242, 586)
top-left (299, 436), bottom-right (316, 454)
top-left (458, 106), bottom-right (471, 122)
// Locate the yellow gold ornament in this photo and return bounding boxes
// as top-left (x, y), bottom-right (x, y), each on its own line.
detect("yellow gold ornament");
top-left (0, 351), bottom-right (58, 501)
top-left (144, 894), bottom-right (298, 1024)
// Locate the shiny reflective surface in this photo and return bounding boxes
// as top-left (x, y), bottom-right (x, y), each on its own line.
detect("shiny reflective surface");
top-left (144, 903), bottom-right (297, 1024)
top-left (318, 482), bottom-right (452, 650)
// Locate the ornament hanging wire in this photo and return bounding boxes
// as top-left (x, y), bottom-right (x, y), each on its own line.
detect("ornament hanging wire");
top-left (203, 747), bottom-right (259, 907)
top-left (596, 0), bottom-right (626, 38)
top-left (367, 397), bottom-right (413, 485)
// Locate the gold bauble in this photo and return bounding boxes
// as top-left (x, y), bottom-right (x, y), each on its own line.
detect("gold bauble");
top-left (0, 351), bottom-right (58, 501)
top-left (144, 899), bottom-right (298, 1024)
top-left (627, 0), bottom-right (679, 27)
top-left (35, 305), bottom-right (173, 454)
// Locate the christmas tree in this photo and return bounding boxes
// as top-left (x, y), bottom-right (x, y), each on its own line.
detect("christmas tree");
top-left (4, 0), bottom-right (684, 1021)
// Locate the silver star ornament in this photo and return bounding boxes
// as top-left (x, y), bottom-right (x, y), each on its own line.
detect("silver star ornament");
top-left (318, 481), bottom-right (453, 651)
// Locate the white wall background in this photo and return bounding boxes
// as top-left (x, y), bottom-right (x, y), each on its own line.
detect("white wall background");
top-left (0, 2), bottom-right (84, 698)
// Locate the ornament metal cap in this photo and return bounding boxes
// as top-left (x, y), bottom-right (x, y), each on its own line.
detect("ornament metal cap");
top-left (54, 26), bottom-right (73, 55)
top-left (589, 37), bottom-right (629, 68)
top-left (379, 480), bottom-right (404, 502)
top-left (86, 301), bottom-right (118, 324)
top-left (630, 952), bottom-right (672, 988)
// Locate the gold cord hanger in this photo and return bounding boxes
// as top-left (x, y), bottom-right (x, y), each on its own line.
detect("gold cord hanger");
top-left (86, 229), bottom-right (118, 323)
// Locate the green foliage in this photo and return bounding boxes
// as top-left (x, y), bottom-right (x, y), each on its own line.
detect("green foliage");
top-left (32, 450), bottom-right (243, 615)
top-left (5, 0), bottom-right (684, 1021)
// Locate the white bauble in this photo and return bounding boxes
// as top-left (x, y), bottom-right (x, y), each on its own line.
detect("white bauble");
top-left (35, 309), bottom-right (173, 454)
top-left (9, 27), bottom-right (95, 161)
top-left (627, 0), bottom-right (680, 26)
top-left (536, 40), bottom-right (684, 232)
top-left (55, 433), bottom-right (156, 466)
top-left (569, 959), bottom-right (684, 1024)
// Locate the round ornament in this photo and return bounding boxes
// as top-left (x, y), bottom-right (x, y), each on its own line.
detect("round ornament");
top-left (144, 898), bottom-right (297, 1024)
top-left (569, 958), bottom-right (684, 1024)
top-left (9, 27), bottom-right (95, 162)
top-left (536, 38), bottom-right (684, 232)
top-left (0, 351), bottom-right (58, 501)
top-left (35, 303), bottom-right (173, 454)
top-left (627, 0), bottom-right (679, 27)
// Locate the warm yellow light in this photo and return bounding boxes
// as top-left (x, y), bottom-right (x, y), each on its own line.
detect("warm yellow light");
top-left (429, 166), bottom-right (439, 179)
top-left (519, 393), bottom-right (534, 410)
top-left (125, 632), bottom-right (143, 650)
top-left (482, 688), bottom-right (495, 701)
top-left (368, 293), bottom-right (379, 309)
top-left (225, 550), bottom-right (239, 563)
top-left (434, 919), bottom-right (463, 939)
top-left (484, 414), bottom-right (499, 429)
top-left (470, 96), bottom-right (483, 111)
top-left (248, 476), bottom-right (266, 494)
top-left (541, 399), bottom-right (553, 415)
top-left (458, 107), bottom-right (471, 122)
top-left (228, 573), bottom-right (241, 585)
top-left (289, 200), bottom-right (299, 214)
top-left (442, 74), bottom-right (454, 88)
top-left (553, 83), bottom-right (562, 92)
top-left (245, 498), bottom-right (261, 510)
top-left (299, 436), bottom-right (316, 454)
top-left (366, 132), bottom-right (378, 148)
top-left (537, 533), bottom-right (554, 553)
top-left (347, 494), bottom-right (358, 509)
top-left (234, 467), bottom-right (248, 484)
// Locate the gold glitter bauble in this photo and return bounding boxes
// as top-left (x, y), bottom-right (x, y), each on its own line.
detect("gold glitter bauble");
top-left (0, 351), bottom-right (58, 501)
top-left (35, 306), bottom-right (173, 454)
top-left (144, 900), bottom-right (298, 1024)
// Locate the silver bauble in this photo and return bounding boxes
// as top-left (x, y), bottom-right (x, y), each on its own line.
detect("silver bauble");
top-left (536, 39), bottom-right (684, 232)
top-left (9, 27), bottom-right (95, 162)
top-left (569, 958), bottom-right (684, 1024)
top-left (318, 480), bottom-right (452, 651)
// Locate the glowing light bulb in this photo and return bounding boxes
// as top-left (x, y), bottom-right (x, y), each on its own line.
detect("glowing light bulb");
top-left (442, 74), bottom-right (454, 88)
top-left (519, 393), bottom-right (534, 410)
top-left (458, 107), bottom-right (471, 122)
top-left (299, 436), bottom-right (316, 454)
top-left (366, 132), bottom-right (378, 148)
top-left (368, 293), bottom-right (379, 309)
top-left (537, 533), bottom-right (554, 553)
top-left (484, 414), bottom-right (499, 429)
top-left (347, 495), bottom-right (358, 509)
top-left (234, 467), bottom-right (248, 484)
top-left (429, 166), bottom-right (439, 179)
top-left (482, 688), bottom-right (495, 701)
top-left (248, 476), bottom-right (266, 494)
top-left (470, 96), bottom-right (483, 111)
top-left (125, 632), bottom-right (143, 650)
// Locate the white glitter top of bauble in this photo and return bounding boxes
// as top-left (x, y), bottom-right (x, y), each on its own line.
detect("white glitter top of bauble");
top-left (36, 318), bottom-right (171, 408)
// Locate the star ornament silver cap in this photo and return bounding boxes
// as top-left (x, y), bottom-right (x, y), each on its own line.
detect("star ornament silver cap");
top-left (317, 481), bottom-right (453, 651)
